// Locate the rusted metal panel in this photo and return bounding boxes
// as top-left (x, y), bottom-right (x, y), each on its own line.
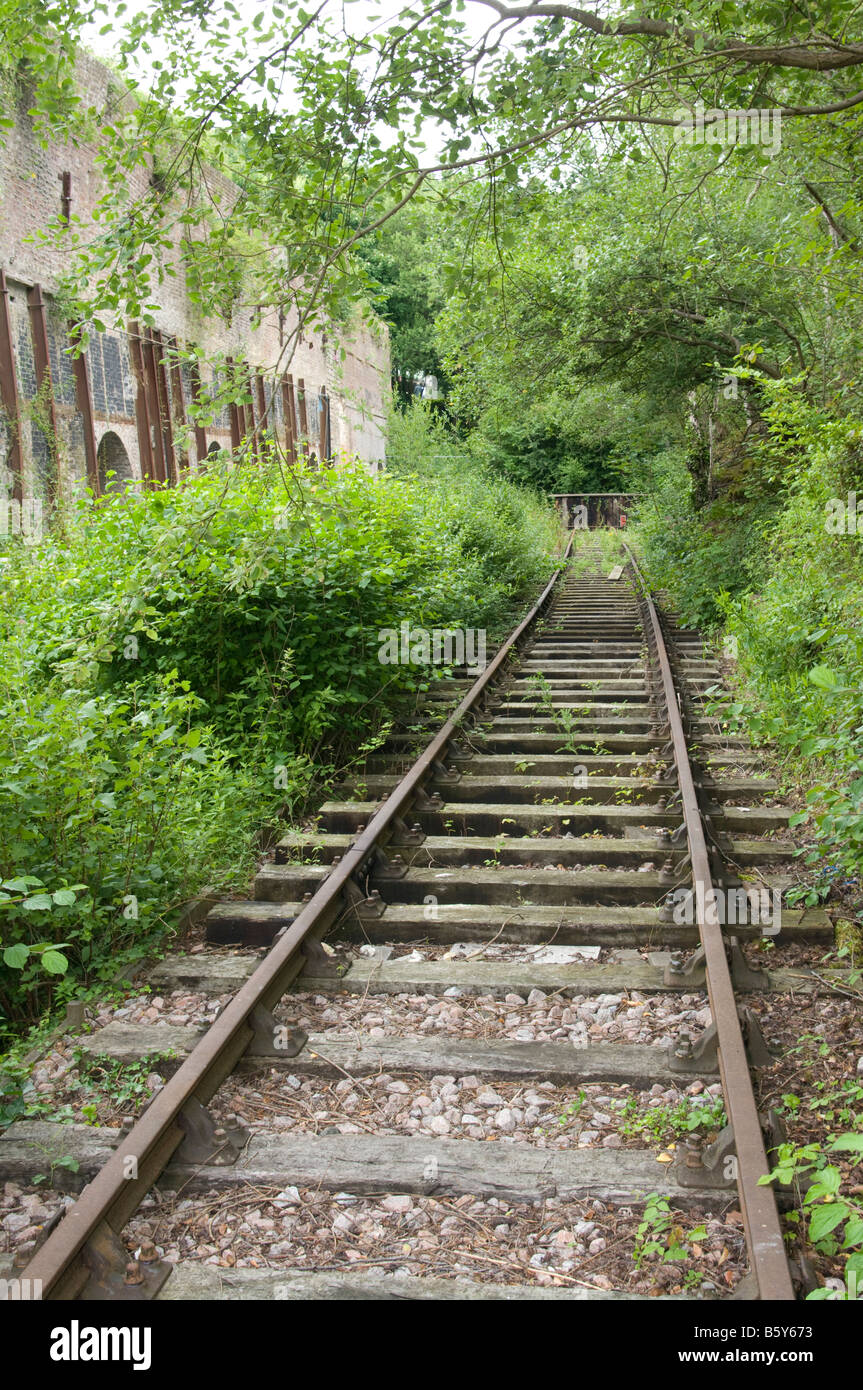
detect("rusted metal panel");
top-left (297, 376), bottom-right (308, 457)
top-left (281, 374), bottom-right (297, 464)
top-left (151, 328), bottom-right (177, 485)
top-left (318, 385), bottom-right (331, 463)
top-left (166, 335), bottom-right (188, 473)
top-left (187, 359), bottom-right (208, 465)
top-left (141, 329), bottom-right (166, 483)
top-left (127, 321), bottom-right (155, 482)
top-left (26, 284), bottom-right (60, 502)
top-left (255, 372), bottom-right (267, 443)
top-left (226, 357), bottom-right (243, 451)
top-left (0, 268), bottom-right (23, 501)
top-left (59, 171), bottom-right (72, 224)
top-left (69, 325), bottom-right (99, 496)
top-left (244, 365), bottom-right (256, 444)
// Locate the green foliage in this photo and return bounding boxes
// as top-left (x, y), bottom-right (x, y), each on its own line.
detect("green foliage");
top-left (0, 1050), bottom-right (56, 1128)
top-left (385, 400), bottom-right (560, 594)
top-left (0, 447), bottom-right (555, 1043)
top-left (31, 1152), bottom-right (80, 1186)
top-left (618, 1092), bottom-right (727, 1147)
top-left (634, 379), bottom-right (863, 892)
top-left (469, 392), bottom-right (639, 495)
top-left (0, 654), bottom-right (265, 1039)
top-left (353, 196), bottom-right (451, 396)
top-left (633, 1194), bottom-right (707, 1271)
top-left (633, 481), bottom-right (776, 628)
top-left (760, 1134), bottom-right (863, 1298)
top-left (14, 0), bottom-right (862, 375)
top-left (72, 1048), bottom-right (175, 1121)
top-left (0, 1043), bottom-right (172, 1129)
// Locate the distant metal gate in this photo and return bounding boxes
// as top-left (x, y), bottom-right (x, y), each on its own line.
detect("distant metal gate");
top-left (552, 492), bottom-right (642, 529)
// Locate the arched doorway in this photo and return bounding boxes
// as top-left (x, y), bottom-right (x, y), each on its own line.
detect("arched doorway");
top-left (96, 432), bottom-right (134, 492)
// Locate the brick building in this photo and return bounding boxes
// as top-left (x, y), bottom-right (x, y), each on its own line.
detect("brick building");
top-left (0, 51), bottom-right (390, 513)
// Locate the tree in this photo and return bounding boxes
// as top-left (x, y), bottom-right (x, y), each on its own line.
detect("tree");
top-left (353, 194), bottom-right (452, 401)
top-left (5, 0), bottom-right (863, 363)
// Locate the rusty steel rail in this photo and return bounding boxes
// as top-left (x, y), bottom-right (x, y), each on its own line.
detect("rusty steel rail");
top-left (19, 535), bottom-right (574, 1300)
top-left (623, 543), bottom-right (794, 1301)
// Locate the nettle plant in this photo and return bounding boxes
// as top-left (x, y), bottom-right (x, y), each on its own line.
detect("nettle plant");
top-left (1, 878), bottom-right (81, 977)
top-left (633, 1194), bottom-right (707, 1271)
top-left (760, 1134), bottom-right (863, 1300)
top-left (702, 662), bottom-right (863, 908)
top-left (0, 670), bottom-right (240, 1039)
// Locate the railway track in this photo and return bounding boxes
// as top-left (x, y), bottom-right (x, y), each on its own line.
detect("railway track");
top-left (2, 537), bottom-right (825, 1302)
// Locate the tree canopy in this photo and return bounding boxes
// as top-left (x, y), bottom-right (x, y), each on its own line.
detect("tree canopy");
top-left (4, 0), bottom-right (863, 371)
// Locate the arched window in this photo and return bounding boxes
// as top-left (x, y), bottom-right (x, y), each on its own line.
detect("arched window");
top-left (96, 431), bottom-right (134, 493)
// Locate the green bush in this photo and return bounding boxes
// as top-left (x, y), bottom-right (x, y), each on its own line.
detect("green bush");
top-left (632, 478), bottom-right (776, 630)
top-left (0, 666), bottom-right (262, 1032)
top-left (0, 442), bottom-right (558, 1041)
top-left (632, 382), bottom-right (863, 893)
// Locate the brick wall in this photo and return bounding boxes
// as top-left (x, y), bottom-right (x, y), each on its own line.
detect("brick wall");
top-left (0, 52), bottom-right (390, 504)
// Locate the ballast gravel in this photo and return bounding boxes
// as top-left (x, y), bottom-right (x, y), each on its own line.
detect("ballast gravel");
top-left (278, 987), bottom-right (713, 1050)
top-left (113, 1186), bottom-right (745, 1295)
top-left (211, 1068), bottom-right (725, 1149)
